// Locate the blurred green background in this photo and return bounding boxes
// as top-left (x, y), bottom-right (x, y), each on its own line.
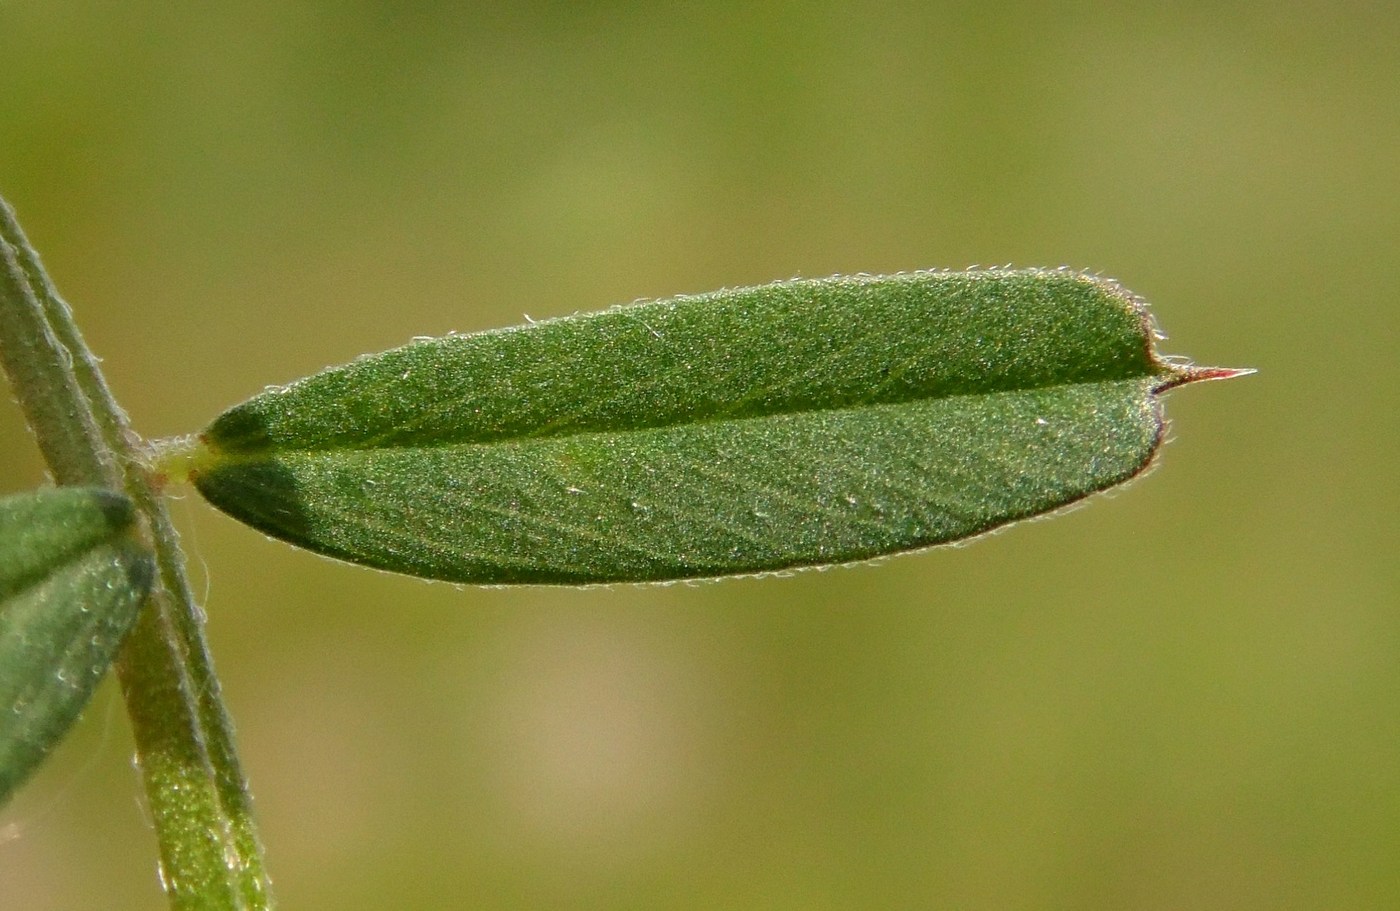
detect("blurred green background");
top-left (1, 3), bottom-right (1396, 908)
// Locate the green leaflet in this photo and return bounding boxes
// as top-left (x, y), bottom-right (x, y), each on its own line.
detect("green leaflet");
top-left (190, 269), bottom-right (1226, 584)
top-left (0, 486), bottom-right (153, 806)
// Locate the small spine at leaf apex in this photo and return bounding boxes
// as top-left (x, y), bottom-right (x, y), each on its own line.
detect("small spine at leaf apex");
top-left (1154, 365), bottom-right (1256, 393)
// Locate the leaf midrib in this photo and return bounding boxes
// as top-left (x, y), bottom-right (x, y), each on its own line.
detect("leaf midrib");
top-left (200, 372), bottom-right (1168, 468)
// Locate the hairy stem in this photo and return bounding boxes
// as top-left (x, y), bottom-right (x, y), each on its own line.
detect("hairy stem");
top-left (0, 195), bottom-right (272, 910)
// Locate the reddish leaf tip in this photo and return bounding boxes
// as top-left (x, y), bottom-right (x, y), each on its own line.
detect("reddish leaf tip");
top-left (1156, 365), bottom-right (1255, 392)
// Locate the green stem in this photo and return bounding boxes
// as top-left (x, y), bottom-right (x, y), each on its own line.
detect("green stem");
top-left (0, 195), bottom-right (273, 910)
top-left (0, 229), bottom-right (109, 484)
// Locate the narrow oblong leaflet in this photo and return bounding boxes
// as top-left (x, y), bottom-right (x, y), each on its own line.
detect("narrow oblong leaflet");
top-left (187, 269), bottom-right (1237, 584)
top-left (0, 486), bottom-right (153, 805)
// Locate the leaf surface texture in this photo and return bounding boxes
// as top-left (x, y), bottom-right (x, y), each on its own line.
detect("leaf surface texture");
top-left (0, 486), bottom-right (152, 805)
top-left (193, 270), bottom-right (1189, 584)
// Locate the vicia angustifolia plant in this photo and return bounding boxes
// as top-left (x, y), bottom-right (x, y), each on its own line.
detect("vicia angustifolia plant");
top-left (0, 192), bottom-right (1248, 910)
